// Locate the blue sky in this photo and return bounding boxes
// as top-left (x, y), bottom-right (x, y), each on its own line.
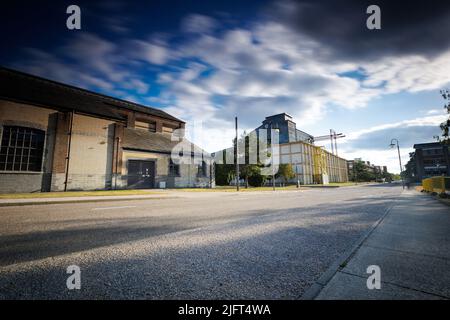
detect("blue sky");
top-left (2, 0), bottom-right (450, 173)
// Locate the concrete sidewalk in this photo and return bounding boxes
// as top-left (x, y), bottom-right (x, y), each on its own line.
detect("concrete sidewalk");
top-left (309, 190), bottom-right (450, 300)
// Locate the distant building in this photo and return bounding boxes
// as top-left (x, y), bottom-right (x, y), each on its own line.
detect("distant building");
top-left (255, 113), bottom-right (314, 144)
top-left (0, 68), bottom-right (213, 193)
top-left (347, 158), bottom-right (387, 181)
top-left (216, 113), bottom-right (348, 185)
top-left (413, 142), bottom-right (450, 181)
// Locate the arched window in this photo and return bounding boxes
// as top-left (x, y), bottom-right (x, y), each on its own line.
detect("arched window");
top-left (0, 126), bottom-right (45, 172)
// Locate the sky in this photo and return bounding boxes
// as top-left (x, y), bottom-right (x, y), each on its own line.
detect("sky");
top-left (2, 0), bottom-right (450, 173)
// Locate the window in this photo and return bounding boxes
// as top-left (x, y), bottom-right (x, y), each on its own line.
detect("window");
top-left (162, 126), bottom-right (174, 134)
top-left (169, 159), bottom-right (180, 176)
top-left (135, 121), bottom-right (156, 132)
top-left (0, 126), bottom-right (45, 172)
top-left (197, 160), bottom-right (207, 177)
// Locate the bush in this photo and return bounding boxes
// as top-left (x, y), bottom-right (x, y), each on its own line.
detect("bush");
top-left (248, 173), bottom-right (266, 187)
top-left (215, 164), bottom-right (234, 186)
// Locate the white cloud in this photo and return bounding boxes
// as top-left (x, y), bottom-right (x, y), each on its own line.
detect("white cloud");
top-left (181, 14), bottom-right (218, 34)
top-left (128, 39), bottom-right (170, 65)
top-left (339, 115), bottom-right (447, 173)
top-left (13, 12), bottom-right (450, 155)
top-left (362, 51), bottom-right (450, 93)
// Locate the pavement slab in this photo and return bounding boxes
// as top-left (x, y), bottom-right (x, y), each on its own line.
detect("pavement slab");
top-left (313, 190), bottom-right (450, 300)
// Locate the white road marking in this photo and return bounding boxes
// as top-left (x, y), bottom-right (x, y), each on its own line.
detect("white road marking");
top-left (91, 205), bottom-right (137, 211)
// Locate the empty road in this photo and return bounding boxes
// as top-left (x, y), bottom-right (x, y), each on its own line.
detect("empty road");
top-left (0, 184), bottom-right (402, 299)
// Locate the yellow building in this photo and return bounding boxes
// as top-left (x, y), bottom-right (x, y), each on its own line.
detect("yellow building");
top-left (280, 141), bottom-right (349, 184)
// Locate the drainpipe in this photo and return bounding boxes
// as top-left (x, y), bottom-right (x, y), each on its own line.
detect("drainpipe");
top-left (63, 111), bottom-right (74, 192)
top-left (115, 136), bottom-right (120, 189)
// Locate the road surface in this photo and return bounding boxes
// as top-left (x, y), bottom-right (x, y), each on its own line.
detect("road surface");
top-left (0, 184), bottom-right (402, 299)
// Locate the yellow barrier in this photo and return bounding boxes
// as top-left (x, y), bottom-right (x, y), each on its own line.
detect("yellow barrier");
top-left (422, 176), bottom-right (450, 194)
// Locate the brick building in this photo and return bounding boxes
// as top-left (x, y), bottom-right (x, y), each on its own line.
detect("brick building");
top-left (0, 68), bottom-right (213, 193)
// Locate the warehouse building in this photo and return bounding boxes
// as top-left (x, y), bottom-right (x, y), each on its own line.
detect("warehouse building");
top-left (0, 67), bottom-right (213, 193)
top-left (262, 114), bottom-right (348, 184)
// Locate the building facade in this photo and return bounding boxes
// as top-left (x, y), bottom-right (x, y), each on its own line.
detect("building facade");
top-left (0, 68), bottom-right (213, 193)
top-left (215, 113), bottom-right (348, 185)
top-left (413, 142), bottom-right (450, 181)
top-left (279, 140), bottom-right (348, 184)
top-left (259, 113), bottom-right (348, 184)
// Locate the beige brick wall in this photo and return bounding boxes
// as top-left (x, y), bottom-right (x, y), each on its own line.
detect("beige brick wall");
top-left (0, 101), bottom-right (58, 192)
top-left (64, 114), bottom-right (115, 190)
top-left (0, 101), bottom-right (55, 129)
top-left (121, 150), bottom-right (211, 188)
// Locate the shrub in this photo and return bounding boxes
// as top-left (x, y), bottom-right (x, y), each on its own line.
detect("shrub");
top-left (248, 173), bottom-right (266, 187)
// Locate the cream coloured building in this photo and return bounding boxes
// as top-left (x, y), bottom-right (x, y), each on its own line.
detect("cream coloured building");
top-left (280, 141), bottom-right (349, 184)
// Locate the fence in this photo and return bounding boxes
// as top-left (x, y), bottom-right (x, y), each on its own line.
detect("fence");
top-left (422, 176), bottom-right (450, 194)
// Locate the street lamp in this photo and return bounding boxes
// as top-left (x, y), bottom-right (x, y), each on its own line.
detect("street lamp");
top-left (389, 138), bottom-right (404, 189)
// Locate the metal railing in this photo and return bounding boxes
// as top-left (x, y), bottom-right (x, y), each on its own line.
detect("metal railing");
top-left (422, 176), bottom-right (450, 194)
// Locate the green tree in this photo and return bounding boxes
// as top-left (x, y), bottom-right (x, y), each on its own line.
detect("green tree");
top-left (403, 152), bottom-right (417, 182)
top-left (276, 163), bottom-right (296, 186)
top-left (247, 165), bottom-right (267, 187)
top-left (215, 131), bottom-right (267, 187)
top-left (439, 89), bottom-right (450, 144)
top-left (215, 164), bottom-right (235, 185)
top-left (352, 160), bottom-right (375, 182)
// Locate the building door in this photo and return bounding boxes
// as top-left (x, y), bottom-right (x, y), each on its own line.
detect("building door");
top-left (127, 160), bottom-right (155, 189)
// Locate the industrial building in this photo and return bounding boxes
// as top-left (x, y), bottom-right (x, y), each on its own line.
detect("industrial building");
top-left (0, 67), bottom-right (213, 193)
top-left (216, 113), bottom-right (349, 185)
top-left (259, 114), bottom-right (348, 184)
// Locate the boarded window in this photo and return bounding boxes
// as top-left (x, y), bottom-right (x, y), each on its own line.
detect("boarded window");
top-left (162, 126), bottom-right (174, 134)
top-left (135, 121), bottom-right (156, 132)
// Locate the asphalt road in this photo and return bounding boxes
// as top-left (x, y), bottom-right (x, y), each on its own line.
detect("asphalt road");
top-left (0, 184), bottom-right (403, 299)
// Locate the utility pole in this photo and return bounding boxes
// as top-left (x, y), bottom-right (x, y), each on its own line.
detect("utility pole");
top-left (334, 131), bottom-right (339, 156)
top-left (270, 122), bottom-right (276, 191)
top-left (235, 116), bottom-right (240, 191)
top-left (329, 129), bottom-right (334, 155)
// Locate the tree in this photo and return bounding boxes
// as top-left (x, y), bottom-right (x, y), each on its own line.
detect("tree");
top-left (215, 131), bottom-right (267, 187)
top-left (276, 163), bottom-right (296, 186)
top-left (215, 164), bottom-right (235, 185)
top-left (247, 165), bottom-right (267, 187)
top-left (403, 152), bottom-right (417, 182)
top-left (439, 89), bottom-right (450, 145)
top-left (352, 160), bottom-right (375, 182)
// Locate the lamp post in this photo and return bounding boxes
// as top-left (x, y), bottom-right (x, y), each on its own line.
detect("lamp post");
top-left (389, 138), bottom-right (404, 189)
top-left (268, 124), bottom-right (280, 191)
top-left (235, 116), bottom-right (239, 191)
